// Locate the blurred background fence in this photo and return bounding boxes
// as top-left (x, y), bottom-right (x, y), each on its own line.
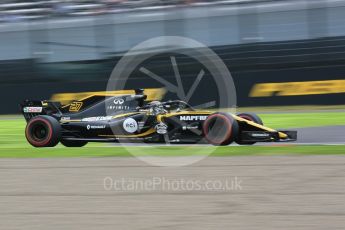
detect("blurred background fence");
top-left (1, 0), bottom-right (345, 113)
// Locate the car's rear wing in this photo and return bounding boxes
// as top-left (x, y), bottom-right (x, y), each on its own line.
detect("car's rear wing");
top-left (20, 100), bottom-right (62, 122)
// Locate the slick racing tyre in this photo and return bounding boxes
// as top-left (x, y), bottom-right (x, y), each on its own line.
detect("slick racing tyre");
top-left (203, 112), bottom-right (239, 146)
top-left (25, 115), bottom-right (61, 147)
top-left (236, 112), bottom-right (263, 145)
top-left (60, 139), bottom-right (88, 147)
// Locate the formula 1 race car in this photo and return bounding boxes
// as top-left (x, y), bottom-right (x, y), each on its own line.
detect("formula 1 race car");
top-left (21, 89), bottom-right (297, 147)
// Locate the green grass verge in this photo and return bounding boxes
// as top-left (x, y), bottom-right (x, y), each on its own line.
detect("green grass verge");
top-left (260, 112), bottom-right (345, 128)
top-left (0, 111), bottom-right (344, 158)
top-left (0, 145), bottom-right (344, 158)
top-left (235, 105), bottom-right (345, 113)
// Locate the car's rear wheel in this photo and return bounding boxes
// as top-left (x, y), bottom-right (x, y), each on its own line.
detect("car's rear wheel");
top-left (60, 139), bottom-right (88, 147)
top-left (203, 112), bottom-right (239, 146)
top-left (25, 115), bottom-right (61, 147)
top-left (236, 112), bottom-right (263, 145)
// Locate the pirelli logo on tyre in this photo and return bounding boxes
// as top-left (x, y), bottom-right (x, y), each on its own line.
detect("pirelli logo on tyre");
top-left (250, 80), bottom-right (345, 97)
top-left (69, 102), bottom-right (83, 112)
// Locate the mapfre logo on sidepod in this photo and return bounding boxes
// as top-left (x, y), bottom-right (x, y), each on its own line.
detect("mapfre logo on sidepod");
top-left (179, 116), bottom-right (208, 121)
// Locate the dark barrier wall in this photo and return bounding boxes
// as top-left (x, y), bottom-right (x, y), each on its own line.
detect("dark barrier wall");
top-left (2, 36), bottom-right (345, 114)
top-left (2, 65), bottom-right (344, 114)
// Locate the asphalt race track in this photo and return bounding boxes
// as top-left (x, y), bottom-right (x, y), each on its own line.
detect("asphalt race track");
top-left (0, 156), bottom-right (345, 230)
top-left (293, 126), bottom-right (345, 144)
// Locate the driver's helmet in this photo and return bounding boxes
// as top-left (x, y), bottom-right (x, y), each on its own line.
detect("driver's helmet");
top-left (149, 101), bottom-right (166, 115)
top-left (149, 101), bottom-right (161, 106)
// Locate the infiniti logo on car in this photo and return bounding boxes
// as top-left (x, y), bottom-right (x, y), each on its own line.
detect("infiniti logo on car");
top-left (114, 98), bottom-right (125, 105)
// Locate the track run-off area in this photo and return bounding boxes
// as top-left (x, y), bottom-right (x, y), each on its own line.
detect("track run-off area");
top-left (0, 156), bottom-right (344, 230)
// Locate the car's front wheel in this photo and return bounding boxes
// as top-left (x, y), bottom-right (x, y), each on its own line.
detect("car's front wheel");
top-left (25, 115), bottom-right (61, 147)
top-left (60, 139), bottom-right (88, 147)
top-left (203, 112), bottom-right (239, 146)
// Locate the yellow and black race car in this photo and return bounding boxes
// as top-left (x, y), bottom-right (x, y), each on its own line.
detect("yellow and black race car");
top-left (21, 89), bottom-right (297, 147)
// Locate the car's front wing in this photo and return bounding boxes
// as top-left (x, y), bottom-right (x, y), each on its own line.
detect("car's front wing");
top-left (240, 130), bottom-right (297, 143)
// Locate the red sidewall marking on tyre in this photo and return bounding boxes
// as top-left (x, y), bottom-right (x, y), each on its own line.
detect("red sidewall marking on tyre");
top-left (203, 114), bottom-right (232, 145)
top-left (26, 118), bottom-right (53, 147)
